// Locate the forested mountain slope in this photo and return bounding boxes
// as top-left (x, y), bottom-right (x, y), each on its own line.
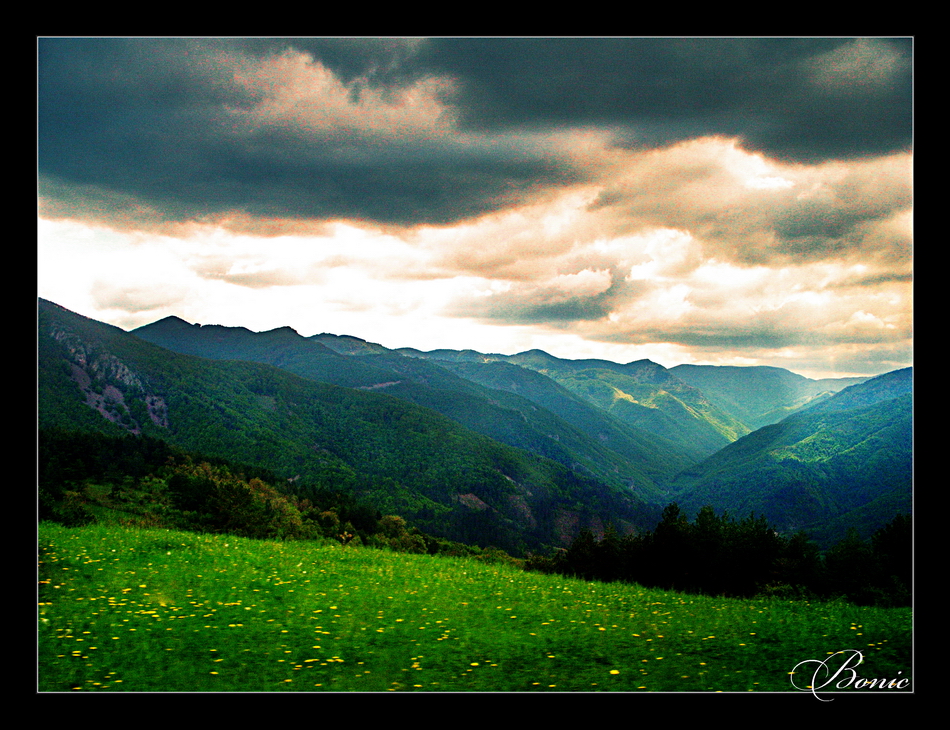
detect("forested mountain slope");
top-left (39, 299), bottom-right (658, 554)
top-left (670, 364), bottom-right (866, 430)
top-left (401, 347), bottom-right (747, 462)
top-left (670, 368), bottom-right (912, 542)
top-left (39, 299), bottom-right (912, 551)
top-left (133, 316), bottom-right (688, 500)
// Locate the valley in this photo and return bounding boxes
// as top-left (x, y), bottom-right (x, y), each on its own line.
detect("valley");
top-left (36, 297), bottom-right (914, 693)
top-left (40, 297), bottom-right (912, 550)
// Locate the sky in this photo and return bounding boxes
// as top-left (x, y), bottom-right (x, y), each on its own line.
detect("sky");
top-left (37, 37), bottom-right (913, 379)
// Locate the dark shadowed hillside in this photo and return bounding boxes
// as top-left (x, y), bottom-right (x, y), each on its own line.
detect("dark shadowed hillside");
top-left (402, 347), bottom-right (748, 462)
top-left (670, 368), bottom-right (912, 543)
top-left (134, 316), bottom-right (688, 500)
top-left (39, 298), bottom-right (912, 552)
top-left (670, 364), bottom-right (866, 430)
top-left (40, 299), bottom-right (659, 554)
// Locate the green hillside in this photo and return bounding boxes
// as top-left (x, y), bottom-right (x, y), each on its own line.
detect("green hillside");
top-left (133, 315), bottom-right (681, 500)
top-left (39, 299), bottom-right (655, 555)
top-left (671, 364), bottom-right (866, 430)
top-left (433, 359), bottom-right (694, 481)
top-left (38, 297), bottom-right (913, 555)
top-left (671, 369), bottom-right (912, 541)
top-left (37, 301), bottom-right (914, 694)
top-left (131, 316), bottom-right (399, 388)
top-left (38, 522), bottom-right (912, 693)
top-left (409, 348), bottom-right (748, 462)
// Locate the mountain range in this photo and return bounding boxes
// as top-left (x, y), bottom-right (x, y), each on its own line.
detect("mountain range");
top-left (38, 298), bottom-right (912, 551)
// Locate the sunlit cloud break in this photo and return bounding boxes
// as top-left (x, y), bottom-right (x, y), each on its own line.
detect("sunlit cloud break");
top-left (37, 37), bottom-right (912, 379)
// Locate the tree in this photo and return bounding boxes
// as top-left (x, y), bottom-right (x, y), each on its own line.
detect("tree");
top-left (823, 528), bottom-right (876, 604)
top-left (872, 514), bottom-right (912, 590)
top-left (564, 529), bottom-right (599, 580)
top-left (651, 503), bottom-right (692, 590)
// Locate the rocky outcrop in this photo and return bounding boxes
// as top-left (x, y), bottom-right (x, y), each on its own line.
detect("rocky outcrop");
top-left (49, 321), bottom-right (168, 434)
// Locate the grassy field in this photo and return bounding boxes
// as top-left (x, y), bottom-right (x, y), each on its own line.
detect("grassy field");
top-left (38, 522), bottom-right (912, 693)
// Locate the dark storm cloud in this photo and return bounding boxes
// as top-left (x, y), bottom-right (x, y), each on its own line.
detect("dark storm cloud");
top-left (598, 325), bottom-right (794, 350)
top-left (835, 271), bottom-right (913, 288)
top-left (38, 37), bottom-right (575, 228)
top-left (38, 37), bottom-right (911, 231)
top-left (232, 37), bottom-right (428, 87)
top-left (412, 37), bottom-right (912, 162)
top-left (596, 314), bottom-right (907, 350)
top-left (448, 268), bottom-right (638, 325)
top-left (466, 296), bottom-right (613, 324)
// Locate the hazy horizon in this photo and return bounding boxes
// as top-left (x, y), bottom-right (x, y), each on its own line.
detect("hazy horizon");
top-left (38, 38), bottom-right (912, 380)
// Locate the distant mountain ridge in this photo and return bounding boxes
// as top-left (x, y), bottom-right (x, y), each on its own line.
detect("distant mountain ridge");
top-left (133, 315), bottom-right (692, 500)
top-left (41, 299), bottom-right (670, 554)
top-left (134, 313), bottom-right (895, 482)
top-left (397, 347), bottom-right (861, 463)
top-left (670, 363), bottom-right (867, 430)
top-left (39, 298), bottom-right (912, 549)
top-left (670, 367), bottom-right (912, 544)
top-left (311, 333), bottom-right (392, 356)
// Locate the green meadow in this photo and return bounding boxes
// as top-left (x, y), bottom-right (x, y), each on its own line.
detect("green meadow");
top-left (38, 522), bottom-right (912, 693)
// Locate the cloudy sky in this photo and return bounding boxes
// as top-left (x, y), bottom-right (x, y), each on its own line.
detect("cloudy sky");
top-left (37, 37), bottom-right (912, 378)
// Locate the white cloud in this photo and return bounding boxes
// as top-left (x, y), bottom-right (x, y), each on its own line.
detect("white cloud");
top-left (224, 49), bottom-right (457, 144)
top-left (38, 123), bottom-right (911, 378)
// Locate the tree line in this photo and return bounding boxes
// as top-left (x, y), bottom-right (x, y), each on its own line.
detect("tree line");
top-left (39, 428), bottom-right (911, 606)
top-left (525, 503), bottom-right (911, 607)
top-left (37, 428), bottom-right (516, 564)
